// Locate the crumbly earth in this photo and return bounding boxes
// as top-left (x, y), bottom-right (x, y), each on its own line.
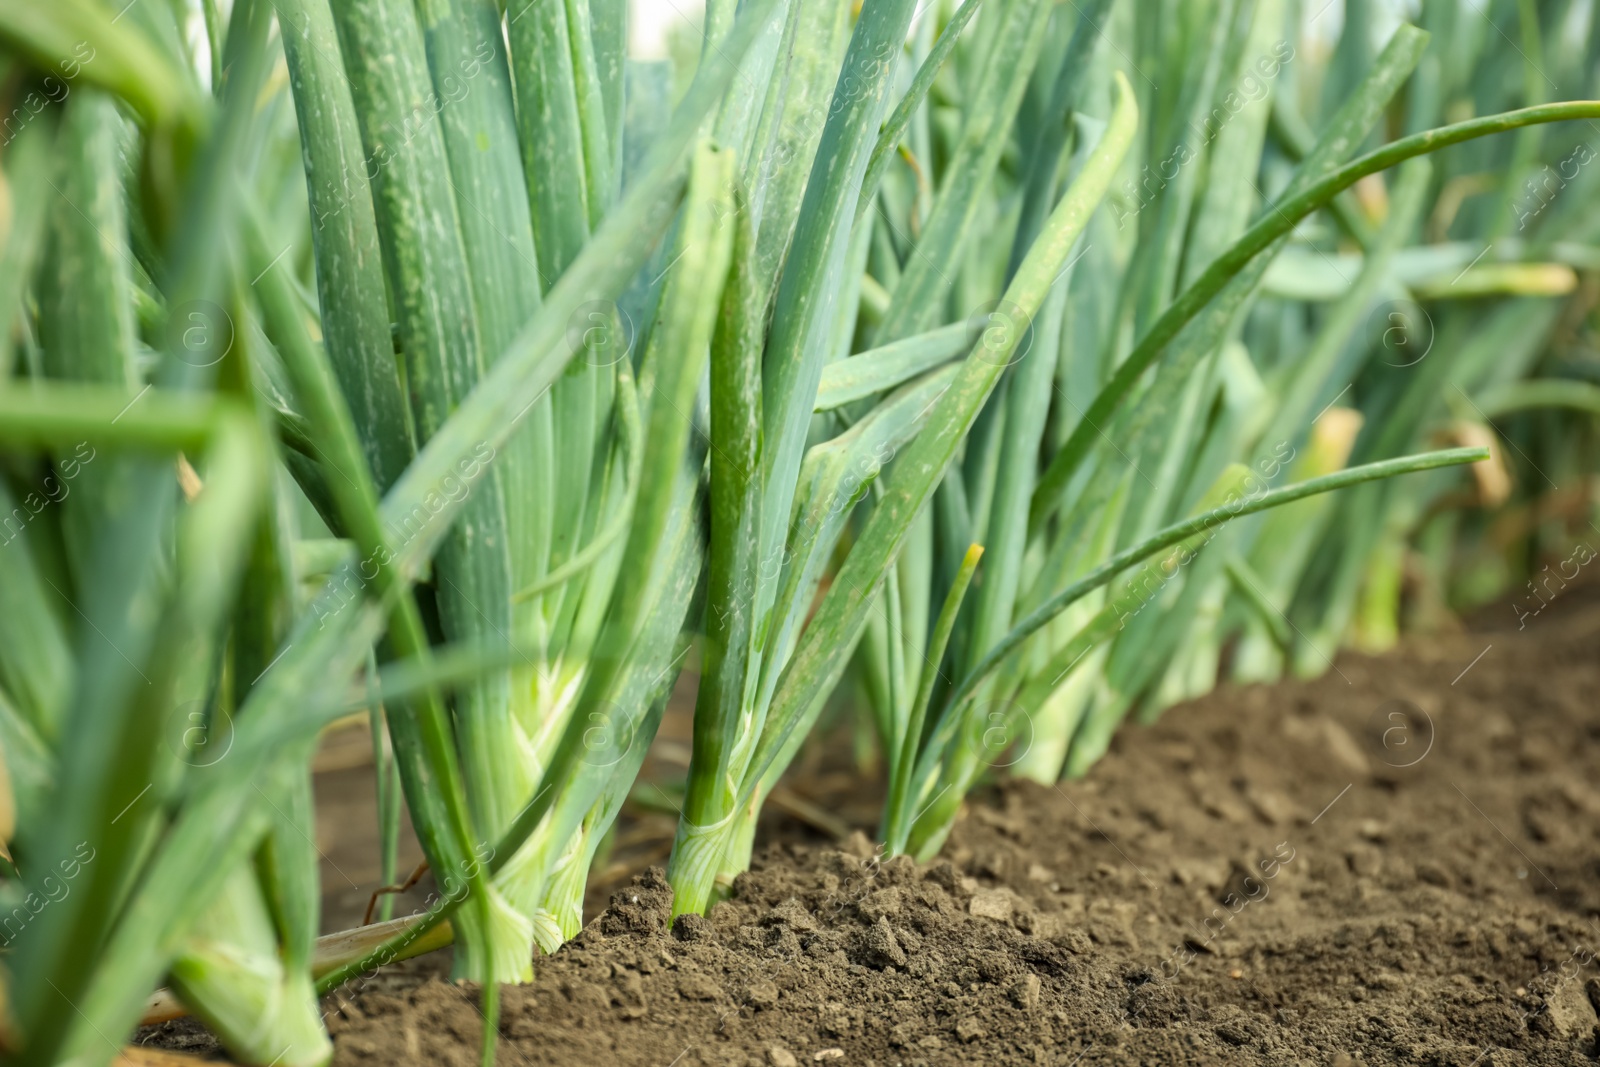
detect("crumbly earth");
top-left (144, 592), bottom-right (1600, 1066)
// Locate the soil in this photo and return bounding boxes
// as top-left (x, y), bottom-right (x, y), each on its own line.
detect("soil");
top-left (141, 588), bottom-right (1600, 1066)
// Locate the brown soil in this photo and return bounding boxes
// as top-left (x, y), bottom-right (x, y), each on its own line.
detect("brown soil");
top-left (142, 590), bottom-right (1600, 1066)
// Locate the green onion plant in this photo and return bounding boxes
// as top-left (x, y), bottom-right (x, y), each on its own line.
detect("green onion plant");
top-left (0, 2), bottom-right (1597, 1067)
